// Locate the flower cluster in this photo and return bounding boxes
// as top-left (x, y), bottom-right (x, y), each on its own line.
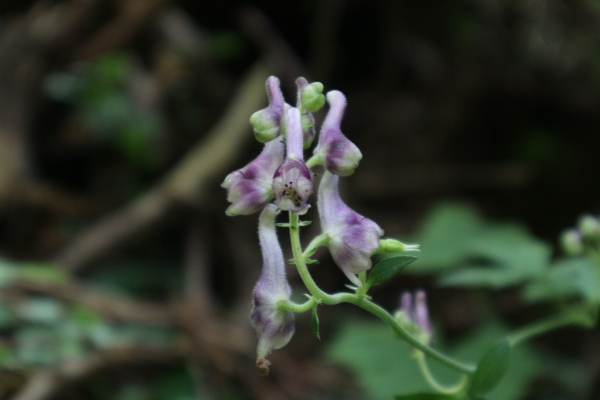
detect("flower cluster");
top-left (223, 76), bottom-right (390, 370)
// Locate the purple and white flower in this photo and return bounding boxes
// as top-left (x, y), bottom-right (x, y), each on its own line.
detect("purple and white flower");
top-left (272, 107), bottom-right (313, 214)
top-left (317, 171), bottom-right (383, 286)
top-left (222, 139), bottom-right (284, 216)
top-left (250, 204), bottom-right (295, 362)
top-left (313, 90), bottom-right (362, 177)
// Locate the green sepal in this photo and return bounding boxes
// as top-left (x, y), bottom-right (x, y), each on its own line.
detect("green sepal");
top-left (275, 223), bottom-right (291, 228)
top-left (367, 256), bottom-right (418, 286)
top-left (468, 339), bottom-right (511, 398)
top-left (305, 259), bottom-right (319, 264)
top-left (298, 220), bottom-right (312, 226)
top-left (311, 306), bottom-right (321, 341)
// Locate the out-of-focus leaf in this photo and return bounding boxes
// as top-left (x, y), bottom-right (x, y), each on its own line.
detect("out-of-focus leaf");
top-left (468, 340), bottom-right (511, 398)
top-left (15, 327), bottom-right (62, 365)
top-left (410, 202), bottom-right (551, 288)
top-left (0, 260), bottom-right (16, 288)
top-left (524, 257), bottom-right (600, 304)
top-left (367, 256), bottom-right (418, 286)
top-left (18, 263), bottom-right (69, 283)
top-left (16, 298), bottom-right (64, 324)
top-left (395, 394), bottom-right (458, 400)
top-left (326, 318), bottom-right (540, 400)
top-left (411, 203), bottom-right (485, 271)
top-left (0, 302), bottom-right (15, 329)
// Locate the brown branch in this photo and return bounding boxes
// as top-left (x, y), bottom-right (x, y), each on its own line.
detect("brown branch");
top-left (10, 344), bottom-right (189, 400)
top-left (54, 62), bottom-right (271, 272)
top-left (11, 277), bottom-right (174, 325)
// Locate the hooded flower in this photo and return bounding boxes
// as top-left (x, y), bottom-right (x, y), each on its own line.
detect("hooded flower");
top-left (272, 107), bottom-right (313, 214)
top-left (313, 90), bottom-right (362, 176)
top-left (250, 204), bottom-right (295, 373)
top-left (250, 76), bottom-right (286, 143)
top-left (222, 139), bottom-right (284, 216)
top-left (317, 171), bottom-right (383, 286)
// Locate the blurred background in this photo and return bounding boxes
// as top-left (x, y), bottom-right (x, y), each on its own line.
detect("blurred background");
top-left (0, 0), bottom-right (600, 399)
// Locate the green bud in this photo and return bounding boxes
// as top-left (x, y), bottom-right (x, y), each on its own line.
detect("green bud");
top-left (300, 82), bottom-right (325, 112)
top-left (561, 229), bottom-right (583, 255)
top-left (250, 109), bottom-right (280, 143)
top-left (378, 238), bottom-right (420, 253)
top-left (578, 214), bottom-right (600, 240)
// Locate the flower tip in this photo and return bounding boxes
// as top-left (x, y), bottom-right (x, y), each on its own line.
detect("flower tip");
top-left (256, 357), bottom-right (271, 376)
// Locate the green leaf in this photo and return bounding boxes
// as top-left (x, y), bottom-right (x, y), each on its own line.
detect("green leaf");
top-left (525, 257), bottom-right (600, 305)
top-left (367, 256), bottom-right (418, 286)
top-left (18, 263), bottom-right (69, 283)
top-left (311, 306), bottom-right (321, 341)
top-left (468, 340), bottom-right (511, 398)
top-left (395, 394), bottom-right (459, 400)
top-left (326, 318), bottom-right (539, 400)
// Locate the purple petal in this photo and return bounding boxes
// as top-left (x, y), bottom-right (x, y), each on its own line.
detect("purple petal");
top-left (222, 139), bottom-right (284, 216)
top-left (317, 171), bottom-right (383, 285)
top-left (250, 204), bottom-right (295, 358)
top-left (314, 91), bottom-right (362, 176)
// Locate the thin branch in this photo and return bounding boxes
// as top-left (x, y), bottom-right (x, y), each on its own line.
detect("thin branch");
top-left (10, 344), bottom-right (189, 400)
top-left (11, 278), bottom-right (174, 325)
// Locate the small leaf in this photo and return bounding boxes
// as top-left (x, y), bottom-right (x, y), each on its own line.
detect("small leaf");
top-left (311, 306), bottom-right (321, 341)
top-left (19, 264), bottom-right (69, 283)
top-left (394, 394), bottom-right (459, 400)
top-left (468, 339), bottom-right (511, 398)
top-left (367, 256), bottom-right (417, 286)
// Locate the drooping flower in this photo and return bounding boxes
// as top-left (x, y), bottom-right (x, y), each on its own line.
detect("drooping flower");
top-left (222, 139), bottom-right (284, 216)
top-left (272, 107), bottom-right (313, 214)
top-left (313, 90), bottom-right (362, 176)
top-left (250, 204), bottom-right (295, 374)
top-left (249, 76), bottom-right (286, 143)
top-left (295, 77), bottom-right (325, 148)
top-left (317, 171), bottom-right (383, 286)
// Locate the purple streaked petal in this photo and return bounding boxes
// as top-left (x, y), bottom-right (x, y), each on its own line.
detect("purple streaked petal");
top-left (272, 108), bottom-right (313, 213)
top-left (317, 171), bottom-right (383, 285)
top-left (222, 139), bottom-right (284, 216)
top-left (250, 204), bottom-right (295, 358)
top-left (313, 91), bottom-right (362, 176)
top-left (250, 76), bottom-right (286, 143)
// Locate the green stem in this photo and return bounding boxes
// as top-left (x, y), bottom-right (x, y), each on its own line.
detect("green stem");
top-left (415, 351), bottom-right (469, 395)
top-left (277, 298), bottom-right (317, 313)
top-left (288, 212), bottom-right (476, 375)
top-left (508, 309), bottom-right (593, 346)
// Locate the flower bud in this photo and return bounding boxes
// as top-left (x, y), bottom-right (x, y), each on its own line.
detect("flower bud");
top-left (561, 228), bottom-right (583, 255)
top-left (250, 205), bottom-right (295, 366)
top-left (317, 171), bottom-right (383, 286)
top-left (295, 78), bottom-right (323, 148)
top-left (250, 76), bottom-right (285, 143)
top-left (298, 79), bottom-right (325, 112)
top-left (313, 90), bottom-right (362, 176)
top-left (578, 214), bottom-right (600, 241)
top-left (272, 108), bottom-right (313, 214)
top-left (222, 139), bottom-right (284, 216)
top-left (378, 238), bottom-right (420, 253)
top-left (394, 290), bottom-right (434, 345)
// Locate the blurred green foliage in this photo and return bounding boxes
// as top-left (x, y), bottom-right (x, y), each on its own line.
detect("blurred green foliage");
top-left (325, 202), bottom-right (598, 400)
